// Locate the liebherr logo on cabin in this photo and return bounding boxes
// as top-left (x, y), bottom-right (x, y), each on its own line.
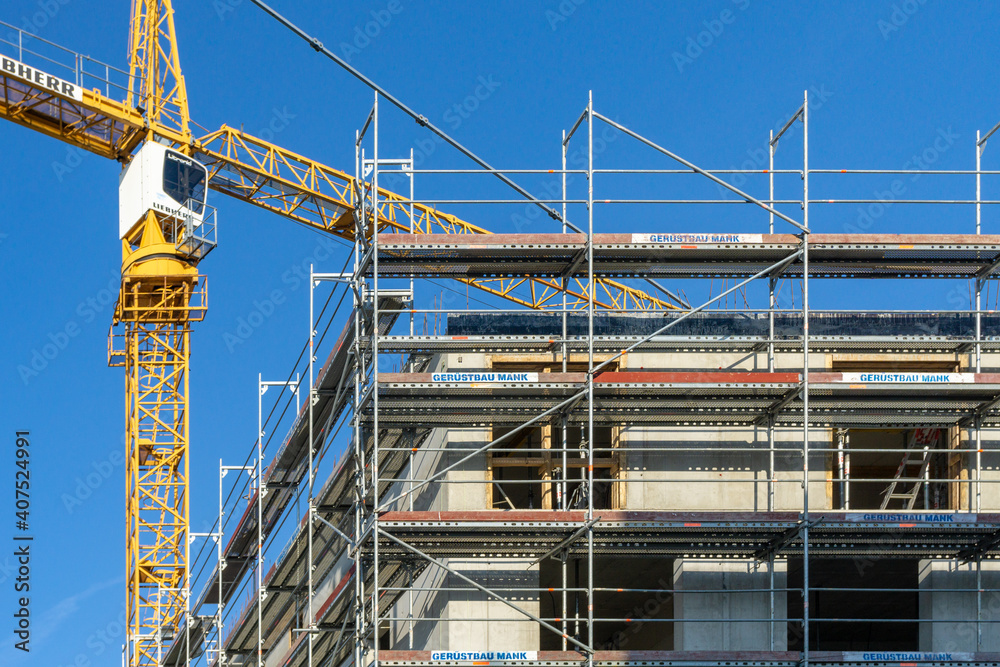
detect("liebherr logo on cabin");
top-left (166, 152), bottom-right (195, 168)
top-left (1, 57), bottom-right (83, 102)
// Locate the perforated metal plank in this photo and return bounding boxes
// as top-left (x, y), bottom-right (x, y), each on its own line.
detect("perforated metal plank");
top-left (374, 233), bottom-right (1000, 279)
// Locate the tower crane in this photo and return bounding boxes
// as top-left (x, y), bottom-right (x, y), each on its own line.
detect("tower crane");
top-left (0, 2), bottom-right (677, 665)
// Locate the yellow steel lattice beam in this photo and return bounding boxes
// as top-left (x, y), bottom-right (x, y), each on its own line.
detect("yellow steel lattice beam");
top-left (128, 0), bottom-right (191, 143)
top-left (125, 320), bottom-right (189, 667)
top-left (0, 75), bottom-right (145, 159)
top-left (196, 126), bottom-right (679, 311)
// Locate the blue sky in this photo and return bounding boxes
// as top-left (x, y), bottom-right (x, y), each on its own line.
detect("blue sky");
top-left (1, 1), bottom-right (1000, 665)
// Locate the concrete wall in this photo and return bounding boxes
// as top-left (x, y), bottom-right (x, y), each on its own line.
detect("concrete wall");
top-left (673, 558), bottom-right (787, 650)
top-left (919, 560), bottom-right (1000, 651)
top-left (382, 353), bottom-right (490, 513)
top-left (969, 428), bottom-right (1000, 513)
top-left (624, 350), bottom-right (828, 373)
top-left (616, 350), bottom-right (830, 511)
top-left (385, 353), bottom-right (542, 652)
top-left (390, 564), bottom-right (449, 650)
top-left (389, 559), bottom-right (540, 651)
top-left (388, 426), bottom-right (489, 513)
top-left (620, 426), bottom-right (830, 511)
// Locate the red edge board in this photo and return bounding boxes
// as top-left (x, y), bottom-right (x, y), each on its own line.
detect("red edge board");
top-left (378, 510), bottom-right (799, 522)
top-left (379, 372), bottom-right (801, 383)
top-left (378, 649), bottom-right (1000, 662)
top-left (380, 650), bottom-right (806, 661)
top-left (377, 233), bottom-right (1000, 246)
top-left (594, 372), bottom-right (800, 384)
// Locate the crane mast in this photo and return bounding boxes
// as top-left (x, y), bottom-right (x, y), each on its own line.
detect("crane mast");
top-left (113, 208), bottom-right (206, 667)
top-left (118, 3), bottom-right (201, 663)
top-left (0, 3), bottom-right (677, 666)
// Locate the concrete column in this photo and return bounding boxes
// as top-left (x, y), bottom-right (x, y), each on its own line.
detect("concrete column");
top-left (919, 559), bottom-right (1000, 651)
top-left (974, 428), bottom-right (1000, 512)
top-left (673, 558), bottom-right (787, 650)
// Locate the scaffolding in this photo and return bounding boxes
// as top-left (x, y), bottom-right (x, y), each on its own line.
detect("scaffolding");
top-left (181, 90), bottom-right (1000, 667)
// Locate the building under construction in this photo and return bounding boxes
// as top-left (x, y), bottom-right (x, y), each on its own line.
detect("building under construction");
top-left (177, 92), bottom-right (1000, 667)
top-left (1, 5), bottom-right (999, 667)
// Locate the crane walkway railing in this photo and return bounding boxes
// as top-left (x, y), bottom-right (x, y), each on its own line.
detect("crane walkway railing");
top-left (0, 20), bottom-right (131, 100)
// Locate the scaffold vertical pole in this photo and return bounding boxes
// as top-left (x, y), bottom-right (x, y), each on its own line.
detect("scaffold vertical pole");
top-left (409, 146), bottom-right (415, 342)
top-left (372, 89), bottom-right (382, 667)
top-left (257, 373), bottom-right (263, 664)
top-left (561, 126), bottom-right (570, 652)
top-left (976, 556), bottom-right (983, 649)
top-left (218, 460), bottom-right (226, 667)
top-left (768, 416), bottom-right (775, 513)
top-left (768, 554), bottom-right (775, 650)
top-left (767, 119), bottom-right (777, 645)
top-left (976, 130), bottom-right (983, 373)
top-left (586, 89), bottom-right (595, 664)
top-left (184, 516), bottom-right (191, 667)
top-left (308, 262), bottom-right (316, 667)
top-left (768, 128), bottom-right (776, 374)
top-left (353, 127), bottom-right (366, 667)
top-left (767, 126), bottom-right (777, 515)
top-left (975, 130), bottom-right (985, 516)
top-left (844, 431), bottom-right (851, 511)
top-left (254, 376), bottom-right (300, 665)
top-left (801, 88), bottom-right (811, 666)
